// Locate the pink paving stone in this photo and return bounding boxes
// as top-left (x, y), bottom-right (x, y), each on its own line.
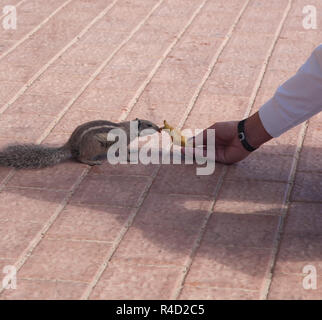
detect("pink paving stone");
top-left (90, 263), bottom-right (181, 300)
top-left (0, 81), bottom-right (25, 105)
top-left (203, 0), bottom-right (247, 13)
top-left (188, 11), bottom-right (239, 38)
top-left (42, 132), bottom-right (71, 145)
top-left (267, 37), bottom-right (317, 72)
top-left (7, 161), bottom-right (88, 190)
top-left (270, 39), bottom-right (317, 71)
top-left (268, 273), bottom-right (322, 300)
top-left (93, 71), bottom-right (147, 92)
top-left (252, 93), bottom-right (273, 112)
top-left (46, 204), bottom-right (133, 242)
top-left (4, 36), bottom-right (63, 65)
top-left (202, 71), bottom-right (258, 97)
top-left (184, 244), bottom-right (272, 291)
top-left (201, 213), bottom-right (279, 249)
top-left (128, 100), bottom-right (188, 127)
top-left (5, 94), bottom-right (70, 116)
top-left (78, 28), bottom-right (132, 47)
top-left (179, 286), bottom-right (260, 300)
top-left (89, 161), bottom-right (157, 177)
top-left (281, 0), bottom-right (322, 35)
top-left (0, 25), bottom-right (36, 42)
top-left (52, 109), bottom-right (120, 134)
top-left (29, 1), bottom-right (111, 43)
top-left (0, 258), bottom-right (16, 290)
top-left (0, 259), bottom-right (15, 275)
top-left (281, 29), bottom-right (321, 46)
top-left (165, 36), bottom-right (224, 69)
top-left (0, 112), bottom-right (52, 141)
top-left (17, 0), bottom-right (67, 14)
top-left (134, 79), bottom-right (198, 107)
top-left (111, 221), bottom-right (202, 266)
top-left (153, 60), bottom-right (208, 89)
top-left (183, 94), bottom-right (248, 129)
top-left (259, 69), bottom-right (294, 94)
top-left (0, 187), bottom-right (66, 223)
top-left (19, 239), bottom-right (111, 282)
top-left (105, 43), bottom-right (163, 74)
top-left (58, 43), bottom-right (112, 67)
top-left (23, 33), bottom-right (67, 52)
top-left (298, 124), bottom-right (322, 172)
top-left (150, 163), bottom-right (223, 196)
top-left (274, 234), bottom-right (322, 275)
top-left (68, 87), bottom-right (137, 119)
top-left (45, 63), bottom-right (94, 78)
top-left (95, 0), bottom-right (159, 32)
top-left (205, 59), bottom-right (260, 98)
top-left (225, 152), bottom-right (293, 182)
top-left (0, 165), bottom-right (11, 184)
top-left (291, 171), bottom-right (322, 202)
top-left (0, 279), bottom-right (87, 300)
top-left (133, 192), bottom-right (212, 231)
top-left (215, 57), bottom-right (262, 79)
top-left (70, 174), bottom-right (150, 207)
top-left (221, 32), bottom-right (274, 63)
top-left (0, 40), bottom-right (16, 55)
top-left (236, 8), bottom-right (286, 34)
top-left (309, 109), bottom-right (322, 127)
top-left (284, 202), bottom-right (322, 234)
top-left (213, 179), bottom-right (286, 215)
top-left (0, 220), bottom-right (43, 259)
top-left (0, 64), bottom-right (35, 83)
top-left (258, 125), bottom-right (301, 157)
top-left (13, 12), bottom-right (51, 29)
top-left (26, 72), bottom-right (89, 97)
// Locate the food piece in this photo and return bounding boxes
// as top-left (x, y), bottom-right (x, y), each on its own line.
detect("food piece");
top-left (161, 120), bottom-right (187, 147)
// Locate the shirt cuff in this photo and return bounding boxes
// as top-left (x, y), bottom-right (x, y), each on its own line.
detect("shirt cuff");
top-left (259, 44), bottom-right (322, 137)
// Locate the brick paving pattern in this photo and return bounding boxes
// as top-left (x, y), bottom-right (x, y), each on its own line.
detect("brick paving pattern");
top-left (0, 0), bottom-right (321, 299)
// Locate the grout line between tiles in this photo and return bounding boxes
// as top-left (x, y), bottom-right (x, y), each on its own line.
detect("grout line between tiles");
top-left (0, 0), bottom-right (74, 63)
top-left (0, 166), bottom-right (90, 295)
top-left (80, 0), bottom-right (211, 299)
top-left (0, 0), bottom-right (120, 115)
top-left (174, 0), bottom-right (294, 300)
top-left (0, 0), bottom-right (26, 21)
top-left (261, 120), bottom-right (309, 299)
top-left (172, 0), bottom-right (255, 299)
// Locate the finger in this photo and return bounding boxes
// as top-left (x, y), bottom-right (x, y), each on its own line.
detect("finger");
top-left (187, 124), bottom-right (216, 147)
top-left (181, 146), bottom-right (215, 162)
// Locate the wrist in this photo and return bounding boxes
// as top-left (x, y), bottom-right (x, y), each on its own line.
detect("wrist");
top-left (243, 112), bottom-right (273, 149)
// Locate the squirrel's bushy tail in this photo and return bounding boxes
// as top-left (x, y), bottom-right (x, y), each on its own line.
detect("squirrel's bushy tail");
top-left (0, 144), bottom-right (72, 169)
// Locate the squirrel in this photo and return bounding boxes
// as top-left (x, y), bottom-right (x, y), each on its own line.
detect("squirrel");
top-left (0, 119), bottom-right (160, 169)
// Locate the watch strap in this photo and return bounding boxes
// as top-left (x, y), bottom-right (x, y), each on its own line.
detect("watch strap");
top-left (237, 119), bottom-right (258, 152)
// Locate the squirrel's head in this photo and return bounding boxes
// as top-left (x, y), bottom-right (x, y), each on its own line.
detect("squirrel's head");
top-left (134, 118), bottom-right (161, 136)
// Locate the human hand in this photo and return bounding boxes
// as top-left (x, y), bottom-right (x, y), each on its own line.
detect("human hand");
top-left (183, 112), bottom-right (272, 165)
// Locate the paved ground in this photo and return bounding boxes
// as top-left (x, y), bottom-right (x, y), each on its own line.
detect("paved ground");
top-left (0, 0), bottom-right (321, 300)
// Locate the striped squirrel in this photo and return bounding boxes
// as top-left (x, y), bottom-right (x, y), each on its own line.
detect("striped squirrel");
top-left (0, 119), bottom-right (160, 169)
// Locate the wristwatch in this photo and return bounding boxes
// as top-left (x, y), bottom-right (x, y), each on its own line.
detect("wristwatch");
top-left (237, 119), bottom-right (258, 152)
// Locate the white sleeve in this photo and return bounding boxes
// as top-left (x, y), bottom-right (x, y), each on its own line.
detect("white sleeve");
top-left (259, 44), bottom-right (322, 137)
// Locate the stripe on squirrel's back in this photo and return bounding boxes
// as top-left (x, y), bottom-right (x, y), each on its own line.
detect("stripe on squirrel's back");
top-left (68, 120), bottom-right (121, 146)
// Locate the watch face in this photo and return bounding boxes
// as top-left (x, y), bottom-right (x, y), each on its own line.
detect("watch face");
top-left (238, 132), bottom-right (245, 141)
